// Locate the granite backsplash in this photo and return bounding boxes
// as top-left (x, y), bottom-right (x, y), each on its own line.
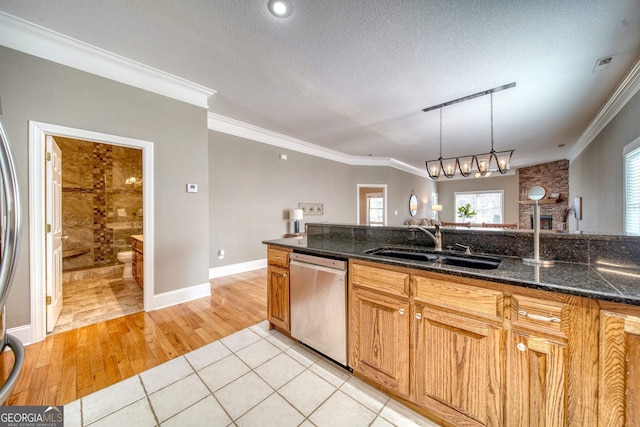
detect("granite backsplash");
top-left (305, 223), bottom-right (640, 268)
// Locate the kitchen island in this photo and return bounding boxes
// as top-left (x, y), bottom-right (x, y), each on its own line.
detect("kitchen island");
top-left (264, 223), bottom-right (640, 427)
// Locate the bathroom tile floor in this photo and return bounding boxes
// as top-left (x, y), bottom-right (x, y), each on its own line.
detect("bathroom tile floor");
top-left (54, 274), bottom-right (143, 334)
top-left (63, 320), bottom-right (441, 427)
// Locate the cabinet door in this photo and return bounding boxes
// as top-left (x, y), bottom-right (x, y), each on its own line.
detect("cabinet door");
top-left (136, 251), bottom-right (144, 288)
top-left (505, 331), bottom-right (568, 427)
top-left (267, 265), bottom-right (290, 332)
top-left (414, 306), bottom-right (503, 426)
top-left (131, 252), bottom-right (138, 282)
top-left (349, 286), bottom-right (410, 396)
top-left (599, 311), bottom-right (640, 427)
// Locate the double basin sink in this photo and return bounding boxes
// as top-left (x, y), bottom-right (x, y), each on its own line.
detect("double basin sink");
top-left (365, 247), bottom-right (501, 270)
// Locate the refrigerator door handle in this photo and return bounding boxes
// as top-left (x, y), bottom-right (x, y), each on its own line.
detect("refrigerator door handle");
top-left (0, 334), bottom-right (25, 404)
top-left (0, 116), bottom-right (21, 311)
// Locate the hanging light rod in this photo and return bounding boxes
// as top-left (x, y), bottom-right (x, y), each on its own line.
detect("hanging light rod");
top-left (422, 82), bottom-right (516, 113)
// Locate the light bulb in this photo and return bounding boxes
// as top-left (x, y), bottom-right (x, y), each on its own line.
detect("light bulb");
top-left (268, 0), bottom-right (292, 17)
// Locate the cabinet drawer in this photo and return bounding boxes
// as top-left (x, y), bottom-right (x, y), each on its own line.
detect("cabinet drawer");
top-left (350, 262), bottom-right (410, 298)
top-left (414, 275), bottom-right (504, 322)
top-left (511, 295), bottom-right (568, 338)
top-left (133, 239), bottom-right (143, 252)
top-left (268, 247), bottom-right (290, 267)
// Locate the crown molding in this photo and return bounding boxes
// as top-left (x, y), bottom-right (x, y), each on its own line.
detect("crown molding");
top-left (569, 58), bottom-right (640, 163)
top-left (0, 12), bottom-right (215, 108)
top-left (207, 112), bottom-right (428, 178)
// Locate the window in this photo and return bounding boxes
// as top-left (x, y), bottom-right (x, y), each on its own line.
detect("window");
top-left (454, 190), bottom-right (504, 223)
top-left (367, 193), bottom-right (384, 226)
top-left (624, 137), bottom-right (640, 235)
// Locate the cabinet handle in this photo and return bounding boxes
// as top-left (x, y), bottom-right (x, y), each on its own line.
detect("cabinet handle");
top-left (517, 342), bottom-right (527, 352)
top-left (415, 313), bottom-right (422, 320)
top-left (283, 273), bottom-right (287, 278)
top-left (398, 308), bottom-right (405, 315)
top-left (518, 310), bottom-right (561, 323)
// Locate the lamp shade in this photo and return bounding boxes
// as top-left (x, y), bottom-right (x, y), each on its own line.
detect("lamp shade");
top-left (440, 158), bottom-right (457, 179)
top-left (289, 209), bottom-right (303, 220)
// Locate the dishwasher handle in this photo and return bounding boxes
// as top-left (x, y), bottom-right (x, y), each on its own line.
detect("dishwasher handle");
top-left (290, 253), bottom-right (347, 270)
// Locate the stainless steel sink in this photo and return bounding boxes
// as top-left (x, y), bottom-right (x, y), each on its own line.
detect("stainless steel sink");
top-left (365, 247), bottom-right (501, 270)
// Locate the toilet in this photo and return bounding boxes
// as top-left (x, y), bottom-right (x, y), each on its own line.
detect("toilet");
top-left (117, 251), bottom-right (133, 279)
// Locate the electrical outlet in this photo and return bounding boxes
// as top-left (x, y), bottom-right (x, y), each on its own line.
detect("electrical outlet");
top-left (218, 249), bottom-right (225, 259)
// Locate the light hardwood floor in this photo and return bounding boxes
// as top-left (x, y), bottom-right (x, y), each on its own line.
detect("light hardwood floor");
top-left (1, 269), bottom-right (267, 406)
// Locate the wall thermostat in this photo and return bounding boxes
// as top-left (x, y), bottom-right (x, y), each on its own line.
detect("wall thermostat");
top-left (187, 183), bottom-right (198, 193)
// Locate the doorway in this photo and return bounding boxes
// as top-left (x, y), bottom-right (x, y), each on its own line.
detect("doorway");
top-left (357, 184), bottom-right (387, 226)
top-left (52, 136), bottom-right (144, 334)
top-left (29, 121), bottom-right (155, 343)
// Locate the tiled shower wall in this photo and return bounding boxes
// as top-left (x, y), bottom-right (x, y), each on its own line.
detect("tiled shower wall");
top-left (56, 137), bottom-right (142, 271)
top-left (518, 159), bottom-right (569, 230)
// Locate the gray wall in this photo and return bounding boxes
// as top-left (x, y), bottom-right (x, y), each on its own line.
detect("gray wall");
top-left (570, 89), bottom-right (640, 233)
top-left (435, 174), bottom-right (520, 224)
top-left (209, 130), bottom-right (353, 266)
top-left (387, 167), bottom-right (437, 224)
top-left (0, 47), bottom-right (210, 327)
top-left (208, 131), bottom-right (436, 266)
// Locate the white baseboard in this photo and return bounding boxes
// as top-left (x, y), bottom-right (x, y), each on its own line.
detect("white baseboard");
top-left (152, 282), bottom-right (212, 311)
top-left (209, 259), bottom-right (267, 279)
top-left (7, 324), bottom-right (33, 346)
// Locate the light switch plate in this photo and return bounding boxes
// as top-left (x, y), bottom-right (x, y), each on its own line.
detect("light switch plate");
top-left (187, 183), bottom-right (198, 193)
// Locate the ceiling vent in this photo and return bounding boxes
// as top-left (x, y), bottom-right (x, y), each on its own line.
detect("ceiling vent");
top-left (593, 55), bottom-right (615, 73)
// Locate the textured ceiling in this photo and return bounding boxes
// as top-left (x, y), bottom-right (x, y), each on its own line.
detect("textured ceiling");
top-left (1, 0), bottom-right (639, 171)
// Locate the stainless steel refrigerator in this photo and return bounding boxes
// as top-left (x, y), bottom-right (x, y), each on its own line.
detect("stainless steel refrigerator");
top-left (0, 102), bottom-right (25, 404)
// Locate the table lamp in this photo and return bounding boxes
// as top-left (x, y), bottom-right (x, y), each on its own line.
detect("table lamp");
top-left (432, 205), bottom-right (442, 222)
top-left (290, 208), bottom-right (304, 233)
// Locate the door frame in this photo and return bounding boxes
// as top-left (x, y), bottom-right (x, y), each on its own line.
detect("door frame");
top-left (29, 121), bottom-right (155, 343)
top-left (356, 184), bottom-right (387, 226)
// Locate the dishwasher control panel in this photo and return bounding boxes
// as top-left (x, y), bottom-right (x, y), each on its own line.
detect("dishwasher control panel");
top-left (290, 252), bottom-right (347, 270)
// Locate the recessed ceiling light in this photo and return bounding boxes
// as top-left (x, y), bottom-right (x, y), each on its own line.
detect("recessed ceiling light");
top-left (268, 0), bottom-right (293, 18)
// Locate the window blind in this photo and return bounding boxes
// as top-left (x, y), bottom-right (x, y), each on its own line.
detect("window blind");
top-left (625, 144), bottom-right (640, 235)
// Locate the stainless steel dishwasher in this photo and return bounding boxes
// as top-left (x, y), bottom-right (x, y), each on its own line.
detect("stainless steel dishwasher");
top-left (290, 253), bottom-right (348, 366)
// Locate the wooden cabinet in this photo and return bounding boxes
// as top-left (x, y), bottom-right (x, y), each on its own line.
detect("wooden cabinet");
top-left (413, 276), bottom-right (504, 426)
top-left (505, 330), bottom-right (568, 426)
top-left (505, 294), bottom-right (571, 426)
top-left (267, 246), bottom-right (292, 332)
top-left (598, 308), bottom-right (640, 426)
top-left (132, 237), bottom-right (143, 288)
top-left (350, 285), bottom-right (410, 396)
top-left (348, 259), bottom-right (602, 427)
top-left (349, 262), bottom-right (411, 396)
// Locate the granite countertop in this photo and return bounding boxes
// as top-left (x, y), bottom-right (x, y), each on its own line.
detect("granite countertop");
top-left (264, 237), bottom-right (640, 306)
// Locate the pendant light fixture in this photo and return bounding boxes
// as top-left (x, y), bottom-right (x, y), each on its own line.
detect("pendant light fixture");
top-left (425, 109), bottom-right (442, 179)
top-left (487, 92), bottom-right (513, 175)
top-left (423, 83), bottom-right (516, 180)
top-left (426, 108), bottom-right (457, 179)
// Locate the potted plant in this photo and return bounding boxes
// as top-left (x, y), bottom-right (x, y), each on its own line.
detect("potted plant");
top-left (560, 206), bottom-right (574, 231)
top-left (457, 203), bottom-right (477, 222)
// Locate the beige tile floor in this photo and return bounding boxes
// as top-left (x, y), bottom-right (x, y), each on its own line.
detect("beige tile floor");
top-left (62, 321), bottom-right (442, 426)
top-left (54, 274), bottom-right (143, 334)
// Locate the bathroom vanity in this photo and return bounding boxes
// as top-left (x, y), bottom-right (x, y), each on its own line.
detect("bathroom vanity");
top-left (264, 223), bottom-right (640, 427)
top-left (131, 235), bottom-right (143, 288)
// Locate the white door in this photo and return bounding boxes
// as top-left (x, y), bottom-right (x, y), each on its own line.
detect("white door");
top-left (45, 135), bottom-right (63, 333)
